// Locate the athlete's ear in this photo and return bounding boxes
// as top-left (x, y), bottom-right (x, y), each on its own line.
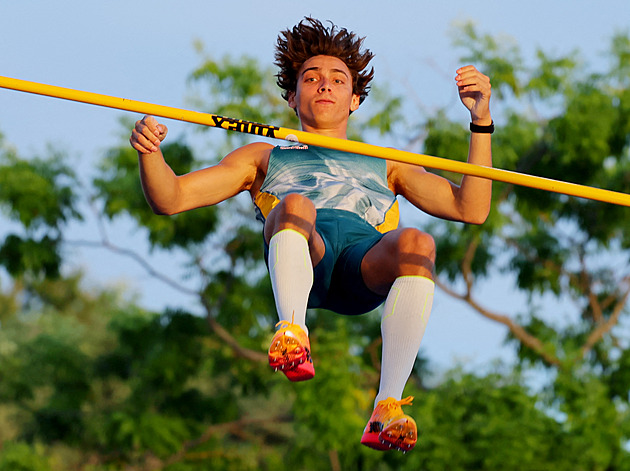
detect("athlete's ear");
top-left (350, 93), bottom-right (360, 112)
top-left (288, 91), bottom-right (297, 110)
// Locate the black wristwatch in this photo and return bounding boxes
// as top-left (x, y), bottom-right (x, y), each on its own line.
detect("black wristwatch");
top-left (470, 121), bottom-right (494, 134)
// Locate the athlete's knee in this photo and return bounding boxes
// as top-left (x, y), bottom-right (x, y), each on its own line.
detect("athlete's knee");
top-left (274, 194), bottom-right (316, 224)
top-left (265, 194), bottom-right (317, 241)
top-left (278, 193), bottom-right (316, 215)
top-left (396, 228), bottom-right (435, 260)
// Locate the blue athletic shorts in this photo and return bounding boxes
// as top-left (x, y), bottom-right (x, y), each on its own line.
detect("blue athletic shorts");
top-left (264, 208), bottom-right (387, 315)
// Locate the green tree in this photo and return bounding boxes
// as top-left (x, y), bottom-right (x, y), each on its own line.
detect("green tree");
top-left (1, 27), bottom-right (630, 470)
top-left (421, 23), bottom-right (630, 470)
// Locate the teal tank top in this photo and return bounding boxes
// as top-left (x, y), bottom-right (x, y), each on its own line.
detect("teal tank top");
top-left (254, 145), bottom-right (399, 233)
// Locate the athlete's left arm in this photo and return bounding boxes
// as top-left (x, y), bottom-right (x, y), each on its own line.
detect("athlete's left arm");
top-left (390, 65), bottom-right (492, 224)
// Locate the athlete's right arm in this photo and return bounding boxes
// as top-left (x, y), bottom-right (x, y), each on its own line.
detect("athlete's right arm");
top-left (130, 115), bottom-right (272, 215)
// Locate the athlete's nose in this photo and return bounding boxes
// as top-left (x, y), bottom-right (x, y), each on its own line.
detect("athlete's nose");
top-left (319, 77), bottom-right (331, 92)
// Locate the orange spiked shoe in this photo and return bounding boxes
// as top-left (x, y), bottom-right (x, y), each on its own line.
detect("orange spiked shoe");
top-left (361, 396), bottom-right (417, 453)
top-left (268, 320), bottom-right (314, 382)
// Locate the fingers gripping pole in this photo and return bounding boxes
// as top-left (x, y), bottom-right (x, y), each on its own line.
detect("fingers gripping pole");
top-left (1, 75), bottom-right (630, 207)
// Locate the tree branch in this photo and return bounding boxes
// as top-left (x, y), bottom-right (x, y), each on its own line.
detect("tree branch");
top-left (197, 259), bottom-right (268, 363)
top-left (203, 307), bottom-right (268, 363)
top-left (461, 236), bottom-right (480, 291)
top-left (436, 277), bottom-right (562, 367)
top-left (68, 238), bottom-right (199, 296)
top-left (580, 281), bottom-right (630, 358)
top-left (70, 204), bottom-right (269, 364)
top-left (159, 414), bottom-right (293, 469)
top-left (442, 235), bottom-right (562, 367)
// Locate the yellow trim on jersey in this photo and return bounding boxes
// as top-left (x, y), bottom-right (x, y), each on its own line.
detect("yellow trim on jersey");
top-left (375, 199), bottom-right (400, 234)
top-left (254, 192), bottom-right (281, 220)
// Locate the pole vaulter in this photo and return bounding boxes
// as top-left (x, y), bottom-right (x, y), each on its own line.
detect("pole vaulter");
top-left (1, 75), bottom-right (629, 207)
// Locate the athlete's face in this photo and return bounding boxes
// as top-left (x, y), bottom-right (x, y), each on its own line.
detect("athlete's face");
top-left (288, 55), bottom-right (360, 135)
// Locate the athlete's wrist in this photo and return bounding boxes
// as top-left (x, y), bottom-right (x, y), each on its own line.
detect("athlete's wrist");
top-left (470, 121), bottom-right (494, 134)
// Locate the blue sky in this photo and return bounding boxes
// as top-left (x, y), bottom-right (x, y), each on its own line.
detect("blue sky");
top-left (1, 0), bottom-right (629, 376)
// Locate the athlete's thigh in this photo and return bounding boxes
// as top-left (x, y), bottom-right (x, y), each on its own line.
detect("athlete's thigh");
top-left (360, 230), bottom-right (402, 295)
top-left (361, 228), bottom-right (435, 295)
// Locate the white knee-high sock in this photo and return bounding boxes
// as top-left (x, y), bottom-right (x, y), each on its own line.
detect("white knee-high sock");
top-left (268, 229), bottom-right (313, 334)
top-left (375, 276), bottom-right (434, 405)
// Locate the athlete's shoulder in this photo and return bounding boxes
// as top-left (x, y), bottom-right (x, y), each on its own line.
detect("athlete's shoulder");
top-left (240, 141), bottom-right (275, 154)
top-left (386, 158), bottom-right (430, 196)
top-left (223, 141), bottom-right (273, 166)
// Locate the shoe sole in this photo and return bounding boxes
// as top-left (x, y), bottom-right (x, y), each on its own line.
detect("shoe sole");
top-left (379, 417), bottom-right (417, 453)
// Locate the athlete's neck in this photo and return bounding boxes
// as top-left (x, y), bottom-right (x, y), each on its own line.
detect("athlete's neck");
top-left (299, 122), bottom-right (349, 139)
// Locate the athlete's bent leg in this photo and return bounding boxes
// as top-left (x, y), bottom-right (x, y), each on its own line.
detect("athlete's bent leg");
top-left (360, 228), bottom-right (436, 451)
top-left (265, 194), bottom-right (323, 381)
top-left (264, 193), bottom-right (325, 331)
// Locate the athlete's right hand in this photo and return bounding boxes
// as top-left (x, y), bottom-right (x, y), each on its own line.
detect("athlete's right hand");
top-left (130, 115), bottom-right (168, 154)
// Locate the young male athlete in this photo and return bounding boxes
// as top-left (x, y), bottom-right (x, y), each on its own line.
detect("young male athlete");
top-left (130, 17), bottom-right (492, 453)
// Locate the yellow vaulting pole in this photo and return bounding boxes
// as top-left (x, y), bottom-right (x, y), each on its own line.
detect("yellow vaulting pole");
top-left (2, 75), bottom-right (630, 207)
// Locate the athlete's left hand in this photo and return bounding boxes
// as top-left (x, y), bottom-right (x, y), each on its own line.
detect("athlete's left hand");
top-left (455, 65), bottom-right (492, 124)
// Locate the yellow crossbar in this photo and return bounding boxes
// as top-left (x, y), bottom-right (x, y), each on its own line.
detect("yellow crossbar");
top-left (1, 75), bottom-right (629, 207)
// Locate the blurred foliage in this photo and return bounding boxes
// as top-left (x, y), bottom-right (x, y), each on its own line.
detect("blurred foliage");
top-left (1, 25), bottom-right (630, 470)
top-left (0, 146), bottom-right (80, 278)
top-left (94, 138), bottom-right (220, 249)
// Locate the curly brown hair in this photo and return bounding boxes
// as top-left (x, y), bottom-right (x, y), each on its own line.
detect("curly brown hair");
top-left (274, 17), bottom-right (375, 105)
